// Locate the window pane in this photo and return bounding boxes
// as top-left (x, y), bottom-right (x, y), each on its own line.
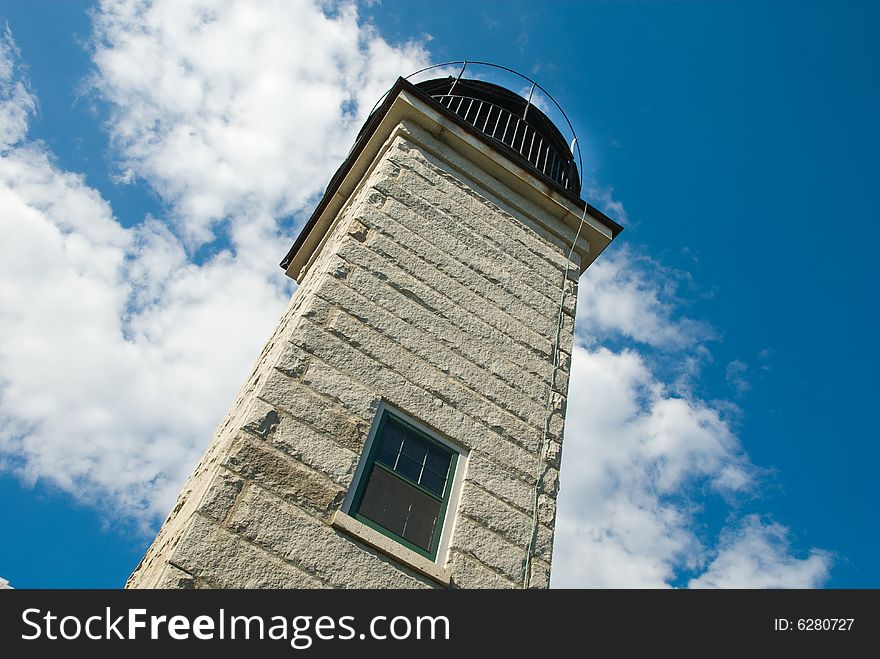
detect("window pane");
top-left (374, 437), bottom-right (400, 469)
top-left (383, 418), bottom-right (410, 446)
top-left (399, 432), bottom-right (429, 463)
top-left (357, 465), bottom-right (441, 552)
top-left (401, 498), bottom-right (439, 550)
top-left (419, 468), bottom-right (446, 496)
top-left (377, 421), bottom-right (407, 459)
top-left (425, 445), bottom-right (451, 476)
top-left (394, 452), bottom-right (423, 483)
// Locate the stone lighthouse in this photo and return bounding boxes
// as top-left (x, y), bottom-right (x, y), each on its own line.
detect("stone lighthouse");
top-left (127, 70), bottom-right (621, 589)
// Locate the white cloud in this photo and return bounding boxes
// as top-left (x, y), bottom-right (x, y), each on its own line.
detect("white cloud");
top-left (552, 345), bottom-right (754, 588)
top-left (585, 182), bottom-right (628, 226)
top-left (576, 245), bottom-right (715, 352)
top-left (0, 3), bottom-right (427, 523)
top-left (0, 26), bottom-right (35, 150)
top-left (689, 516), bottom-right (832, 589)
top-left (726, 359), bottom-right (750, 394)
top-left (0, 138), bottom-right (289, 521)
top-left (90, 0), bottom-right (428, 247)
top-left (553, 255), bottom-right (831, 587)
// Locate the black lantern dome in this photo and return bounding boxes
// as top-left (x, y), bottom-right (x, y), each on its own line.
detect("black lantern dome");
top-left (281, 66), bottom-right (624, 274)
top-left (415, 77), bottom-right (580, 195)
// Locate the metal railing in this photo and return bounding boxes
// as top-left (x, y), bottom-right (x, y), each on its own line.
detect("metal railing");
top-left (364, 61), bottom-right (585, 196)
top-left (430, 93), bottom-right (579, 193)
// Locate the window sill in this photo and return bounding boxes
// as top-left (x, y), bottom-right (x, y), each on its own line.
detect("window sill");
top-left (330, 510), bottom-right (452, 587)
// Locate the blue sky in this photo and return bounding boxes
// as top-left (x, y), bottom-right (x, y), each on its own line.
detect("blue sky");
top-left (0, 0), bottom-right (876, 588)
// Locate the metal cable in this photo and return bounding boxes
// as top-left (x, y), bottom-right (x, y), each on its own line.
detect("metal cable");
top-left (522, 187), bottom-right (589, 589)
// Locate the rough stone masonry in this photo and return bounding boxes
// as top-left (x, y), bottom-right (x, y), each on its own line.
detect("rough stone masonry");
top-left (127, 85), bottom-right (616, 589)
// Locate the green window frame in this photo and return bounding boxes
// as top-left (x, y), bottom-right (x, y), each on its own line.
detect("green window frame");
top-left (349, 410), bottom-right (459, 561)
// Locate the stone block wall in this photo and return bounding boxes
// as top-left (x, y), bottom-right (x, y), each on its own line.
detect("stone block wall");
top-left (127, 125), bottom-right (580, 589)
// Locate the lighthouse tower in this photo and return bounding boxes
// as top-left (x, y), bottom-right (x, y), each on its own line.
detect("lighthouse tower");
top-left (127, 70), bottom-right (621, 589)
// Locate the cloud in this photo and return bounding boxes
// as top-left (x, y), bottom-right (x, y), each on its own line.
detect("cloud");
top-left (553, 250), bottom-right (831, 588)
top-left (0, 25), bottom-right (36, 149)
top-left (0, 3), bottom-right (427, 523)
top-left (758, 348), bottom-right (774, 371)
top-left (585, 182), bottom-right (628, 226)
top-left (576, 245), bottom-right (715, 352)
top-left (0, 136), bottom-right (288, 521)
top-left (90, 0), bottom-right (428, 247)
top-left (552, 343), bottom-right (831, 588)
top-left (552, 346), bottom-right (754, 588)
top-left (726, 359), bottom-right (750, 394)
top-left (689, 516), bottom-right (832, 588)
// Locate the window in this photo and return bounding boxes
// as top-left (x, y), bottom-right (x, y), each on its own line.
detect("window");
top-left (347, 409), bottom-right (460, 561)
